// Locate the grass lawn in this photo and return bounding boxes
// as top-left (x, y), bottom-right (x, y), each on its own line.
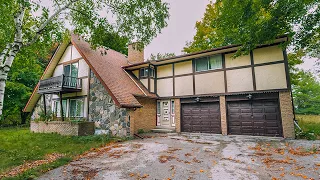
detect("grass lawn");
top-left (0, 127), bottom-right (122, 179)
top-left (296, 115), bottom-right (320, 139)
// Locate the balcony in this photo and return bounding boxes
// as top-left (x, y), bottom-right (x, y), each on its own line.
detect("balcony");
top-left (38, 75), bottom-right (82, 94)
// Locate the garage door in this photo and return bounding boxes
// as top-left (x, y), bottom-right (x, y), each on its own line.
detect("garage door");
top-left (182, 102), bottom-right (221, 134)
top-left (227, 99), bottom-right (282, 137)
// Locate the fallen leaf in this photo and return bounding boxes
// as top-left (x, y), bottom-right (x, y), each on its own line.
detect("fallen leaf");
top-left (199, 169), bottom-right (205, 173)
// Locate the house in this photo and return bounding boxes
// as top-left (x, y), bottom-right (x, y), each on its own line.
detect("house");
top-left (23, 35), bottom-right (295, 138)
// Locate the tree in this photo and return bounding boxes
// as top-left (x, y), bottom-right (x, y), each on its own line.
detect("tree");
top-left (148, 52), bottom-right (176, 61)
top-left (0, 0), bottom-right (170, 117)
top-left (184, 0), bottom-right (320, 58)
top-left (292, 70), bottom-right (320, 115)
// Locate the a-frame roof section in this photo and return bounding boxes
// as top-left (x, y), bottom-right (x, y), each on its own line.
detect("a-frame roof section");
top-left (23, 41), bottom-right (69, 112)
top-left (24, 35), bottom-right (156, 112)
top-left (71, 34), bottom-right (156, 108)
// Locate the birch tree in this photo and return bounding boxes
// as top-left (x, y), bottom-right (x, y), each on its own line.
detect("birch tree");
top-left (0, 0), bottom-right (169, 117)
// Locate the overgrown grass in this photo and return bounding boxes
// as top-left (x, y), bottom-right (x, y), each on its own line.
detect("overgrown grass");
top-left (296, 115), bottom-right (320, 139)
top-left (0, 127), bottom-right (121, 179)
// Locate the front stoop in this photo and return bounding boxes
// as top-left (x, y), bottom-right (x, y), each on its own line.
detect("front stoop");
top-left (151, 128), bottom-right (175, 133)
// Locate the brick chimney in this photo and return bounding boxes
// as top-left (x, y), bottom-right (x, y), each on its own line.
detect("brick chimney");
top-left (128, 42), bottom-right (144, 64)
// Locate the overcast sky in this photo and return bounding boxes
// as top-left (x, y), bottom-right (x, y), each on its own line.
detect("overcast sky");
top-left (144, 0), bottom-right (317, 74)
top-left (145, 0), bottom-right (210, 58)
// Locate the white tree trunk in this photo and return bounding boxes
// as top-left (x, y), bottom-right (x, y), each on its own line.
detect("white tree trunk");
top-left (0, 0), bottom-right (76, 117)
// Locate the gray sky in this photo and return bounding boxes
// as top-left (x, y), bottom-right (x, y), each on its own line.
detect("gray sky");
top-left (144, 0), bottom-right (317, 75)
top-left (145, 0), bottom-right (210, 58)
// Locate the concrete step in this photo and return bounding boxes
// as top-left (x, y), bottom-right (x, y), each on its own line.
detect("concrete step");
top-left (151, 128), bottom-right (175, 133)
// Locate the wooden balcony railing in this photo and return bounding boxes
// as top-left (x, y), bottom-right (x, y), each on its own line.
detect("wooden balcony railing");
top-left (38, 75), bottom-right (82, 94)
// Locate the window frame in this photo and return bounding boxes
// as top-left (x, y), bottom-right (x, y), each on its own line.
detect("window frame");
top-left (69, 98), bottom-right (84, 118)
top-left (195, 54), bottom-right (223, 72)
top-left (140, 67), bottom-right (149, 78)
top-left (63, 62), bottom-right (79, 78)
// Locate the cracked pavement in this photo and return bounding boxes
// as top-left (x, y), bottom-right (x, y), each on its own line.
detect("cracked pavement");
top-left (38, 133), bottom-right (320, 180)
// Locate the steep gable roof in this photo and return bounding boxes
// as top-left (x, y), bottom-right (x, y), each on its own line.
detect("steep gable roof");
top-left (23, 35), bottom-right (156, 112)
top-left (71, 35), bottom-right (156, 107)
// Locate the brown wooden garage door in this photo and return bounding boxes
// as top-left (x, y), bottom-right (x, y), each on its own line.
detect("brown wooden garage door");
top-left (227, 99), bottom-right (283, 137)
top-left (182, 102), bottom-right (221, 134)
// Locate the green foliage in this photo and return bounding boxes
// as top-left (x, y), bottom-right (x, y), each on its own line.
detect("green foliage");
top-left (137, 129), bottom-right (144, 134)
top-left (148, 52), bottom-right (176, 61)
top-left (296, 115), bottom-right (320, 138)
top-left (0, 0), bottom-right (170, 119)
top-left (0, 127), bottom-right (115, 176)
top-left (292, 71), bottom-right (320, 115)
top-left (184, 0), bottom-right (320, 58)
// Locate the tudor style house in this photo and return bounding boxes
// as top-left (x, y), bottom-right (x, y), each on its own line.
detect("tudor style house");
top-left (24, 35), bottom-right (295, 138)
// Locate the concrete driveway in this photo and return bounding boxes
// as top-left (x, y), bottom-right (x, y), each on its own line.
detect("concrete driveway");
top-left (39, 133), bottom-right (320, 180)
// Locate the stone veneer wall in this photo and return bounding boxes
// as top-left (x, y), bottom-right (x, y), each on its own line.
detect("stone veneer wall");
top-left (31, 94), bottom-right (53, 120)
top-left (129, 97), bottom-right (156, 135)
top-left (219, 96), bottom-right (228, 135)
top-left (174, 99), bottom-right (181, 133)
top-left (89, 71), bottom-right (130, 137)
top-left (279, 91), bottom-right (295, 138)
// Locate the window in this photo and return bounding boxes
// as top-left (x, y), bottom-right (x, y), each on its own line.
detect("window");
top-left (54, 100), bottom-right (67, 117)
top-left (195, 54), bottom-right (222, 72)
top-left (64, 62), bottom-right (79, 87)
top-left (52, 98), bottom-right (84, 118)
top-left (140, 68), bottom-right (149, 78)
top-left (69, 99), bottom-right (84, 117)
top-left (171, 100), bottom-right (175, 114)
top-left (157, 101), bottom-right (161, 114)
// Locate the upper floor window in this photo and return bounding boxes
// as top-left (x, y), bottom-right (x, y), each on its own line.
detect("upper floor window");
top-left (140, 67), bottom-right (149, 78)
top-left (64, 62), bottom-right (79, 87)
top-left (64, 62), bottom-right (78, 77)
top-left (195, 54), bottom-right (222, 72)
top-left (140, 67), bottom-right (155, 78)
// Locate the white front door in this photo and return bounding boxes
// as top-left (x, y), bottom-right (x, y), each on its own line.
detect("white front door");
top-left (157, 100), bottom-right (171, 127)
top-left (157, 100), bottom-right (176, 128)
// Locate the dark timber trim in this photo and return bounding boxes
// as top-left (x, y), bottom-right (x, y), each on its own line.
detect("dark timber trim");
top-left (59, 92), bottom-right (64, 121)
top-left (135, 43), bottom-right (289, 97)
top-left (148, 64), bottom-right (151, 91)
top-left (222, 53), bottom-right (228, 93)
top-left (250, 51), bottom-right (257, 91)
top-left (172, 63), bottom-right (175, 96)
top-left (192, 59), bottom-right (196, 95)
top-left (58, 57), bottom-right (82, 65)
top-left (43, 94), bottom-right (47, 116)
top-left (87, 69), bottom-right (91, 120)
top-left (155, 66), bottom-right (158, 94)
top-left (282, 50), bottom-right (291, 90)
top-left (157, 88), bottom-right (289, 99)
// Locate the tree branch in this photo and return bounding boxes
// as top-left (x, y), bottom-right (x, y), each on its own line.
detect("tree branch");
top-left (24, 0), bottom-right (79, 47)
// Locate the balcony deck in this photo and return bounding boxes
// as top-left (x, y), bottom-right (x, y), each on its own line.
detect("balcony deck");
top-left (38, 75), bottom-right (82, 94)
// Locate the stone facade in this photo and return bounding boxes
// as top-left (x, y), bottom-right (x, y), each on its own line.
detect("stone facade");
top-left (129, 97), bottom-right (156, 135)
top-left (219, 96), bottom-right (228, 135)
top-left (174, 99), bottom-right (181, 133)
top-left (89, 71), bottom-right (130, 137)
top-left (31, 94), bottom-right (53, 120)
top-left (31, 121), bottom-right (94, 136)
top-left (279, 91), bottom-right (295, 138)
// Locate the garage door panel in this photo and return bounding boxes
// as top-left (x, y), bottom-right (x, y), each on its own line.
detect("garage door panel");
top-left (182, 102), bottom-right (221, 134)
top-left (265, 114), bottom-right (277, 120)
top-left (227, 98), bottom-right (283, 137)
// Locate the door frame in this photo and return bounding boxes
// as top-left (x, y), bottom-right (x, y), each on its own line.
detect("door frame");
top-left (156, 99), bottom-right (175, 128)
